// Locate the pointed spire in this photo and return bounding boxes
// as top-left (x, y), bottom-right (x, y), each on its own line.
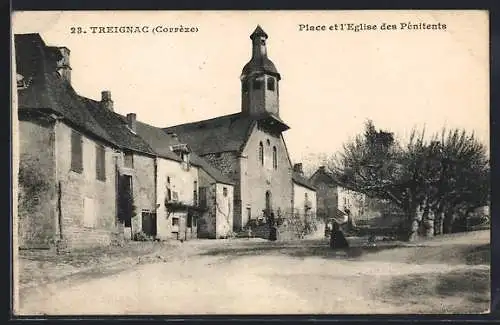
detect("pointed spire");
top-left (250, 25), bottom-right (268, 40)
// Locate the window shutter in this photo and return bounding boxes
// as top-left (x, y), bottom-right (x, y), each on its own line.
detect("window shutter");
top-left (71, 130), bottom-right (83, 173)
top-left (96, 144), bottom-right (106, 181)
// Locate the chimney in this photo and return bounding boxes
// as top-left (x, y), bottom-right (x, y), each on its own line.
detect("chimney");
top-left (56, 47), bottom-right (72, 84)
top-left (293, 163), bottom-right (303, 175)
top-left (101, 90), bottom-right (114, 111)
top-left (126, 113), bottom-right (137, 133)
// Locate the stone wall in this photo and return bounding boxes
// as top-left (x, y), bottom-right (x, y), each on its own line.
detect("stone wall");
top-left (54, 122), bottom-right (117, 250)
top-left (215, 183), bottom-right (233, 238)
top-left (292, 182), bottom-right (317, 217)
top-left (116, 153), bottom-right (156, 237)
top-left (201, 151), bottom-right (241, 230)
top-left (155, 157), bottom-right (198, 240)
top-left (18, 117), bottom-right (57, 249)
top-left (239, 123), bottom-right (293, 230)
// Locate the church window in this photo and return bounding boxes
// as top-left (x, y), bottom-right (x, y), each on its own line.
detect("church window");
top-left (259, 141), bottom-right (264, 166)
top-left (242, 81), bottom-right (248, 93)
top-left (266, 139), bottom-right (270, 146)
top-left (267, 77), bottom-right (275, 91)
top-left (253, 79), bottom-right (262, 90)
top-left (272, 146), bottom-right (277, 169)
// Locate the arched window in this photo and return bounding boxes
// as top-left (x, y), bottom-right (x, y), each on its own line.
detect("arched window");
top-left (259, 141), bottom-right (264, 166)
top-left (272, 146), bottom-right (277, 169)
top-left (267, 77), bottom-right (275, 91)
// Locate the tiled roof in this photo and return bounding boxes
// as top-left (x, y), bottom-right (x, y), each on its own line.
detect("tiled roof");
top-left (135, 120), bottom-right (184, 162)
top-left (163, 112), bottom-right (290, 156)
top-left (15, 33), bottom-right (116, 146)
top-left (162, 113), bottom-right (256, 155)
top-left (83, 100), bottom-right (157, 156)
top-left (292, 172), bottom-right (317, 191)
top-left (136, 120), bottom-right (234, 185)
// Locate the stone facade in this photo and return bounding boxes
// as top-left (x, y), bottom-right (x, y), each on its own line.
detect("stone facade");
top-left (18, 116), bottom-right (119, 250)
top-left (239, 124), bottom-right (293, 229)
top-left (292, 182), bottom-right (317, 217)
top-left (155, 156), bottom-right (199, 241)
top-left (54, 121), bottom-right (117, 249)
top-left (18, 116), bottom-right (57, 249)
top-left (115, 152), bottom-right (156, 239)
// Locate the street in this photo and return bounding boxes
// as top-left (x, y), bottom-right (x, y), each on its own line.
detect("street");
top-left (16, 231), bottom-right (490, 315)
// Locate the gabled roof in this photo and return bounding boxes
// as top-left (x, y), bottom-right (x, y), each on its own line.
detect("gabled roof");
top-left (135, 120), bottom-right (185, 162)
top-left (83, 101), bottom-right (157, 156)
top-left (292, 172), bottom-right (317, 191)
top-left (136, 120), bottom-right (234, 185)
top-left (310, 167), bottom-right (343, 186)
top-left (162, 112), bottom-right (289, 156)
top-left (162, 113), bottom-right (256, 155)
top-left (15, 33), bottom-right (116, 146)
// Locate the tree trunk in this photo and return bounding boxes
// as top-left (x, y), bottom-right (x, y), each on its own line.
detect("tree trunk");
top-left (434, 210), bottom-right (444, 235)
top-left (422, 209), bottom-right (435, 238)
top-left (443, 210), bottom-right (454, 234)
top-left (406, 203), bottom-right (420, 242)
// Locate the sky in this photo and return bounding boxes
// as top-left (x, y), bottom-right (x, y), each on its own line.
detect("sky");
top-left (12, 10), bottom-right (489, 173)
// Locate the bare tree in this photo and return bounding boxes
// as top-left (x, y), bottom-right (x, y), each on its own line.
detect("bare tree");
top-left (327, 120), bottom-right (489, 241)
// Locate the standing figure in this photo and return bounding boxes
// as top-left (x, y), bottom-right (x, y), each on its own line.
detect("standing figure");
top-left (330, 221), bottom-right (349, 249)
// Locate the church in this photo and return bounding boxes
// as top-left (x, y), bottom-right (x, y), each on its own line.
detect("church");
top-left (164, 26), bottom-right (317, 232)
top-left (15, 26), bottom-right (316, 249)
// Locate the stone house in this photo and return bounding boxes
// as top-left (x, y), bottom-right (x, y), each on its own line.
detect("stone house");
top-left (163, 26), bottom-right (300, 232)
top-left (309, 166), bottom-right (366, 223)
top-left (135, 120), bottom-right (235, 240)
top-left (310, 166), bottom-right (393, 226)
top-left (82, 94), bottom-right (159, 241)
top-left (291, 163), bottom-right (317, 218)
top-left (16, 34), bottom-right (124, 250)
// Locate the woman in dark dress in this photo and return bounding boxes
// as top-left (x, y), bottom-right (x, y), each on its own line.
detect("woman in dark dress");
top-left (330, 221), bottom-right (349, 249)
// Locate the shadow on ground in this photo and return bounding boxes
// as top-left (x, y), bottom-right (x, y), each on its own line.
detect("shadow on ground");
top-left (198, 239), bottom-right (405, 261)
top-left (198, 239), bottom-right (490, 266)
top-left (375, 267), bottom-right (490, 313)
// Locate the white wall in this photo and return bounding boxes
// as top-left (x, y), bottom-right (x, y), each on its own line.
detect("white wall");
top-left (156, 157), bottom-right (199, 240)
top-left (215, 183), bottom-right (233, 238)
top-left (292, 182), bottom-right (317, 217)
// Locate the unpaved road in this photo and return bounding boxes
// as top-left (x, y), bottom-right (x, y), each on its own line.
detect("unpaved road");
top-left (16, 231), bottom-right (490, 315)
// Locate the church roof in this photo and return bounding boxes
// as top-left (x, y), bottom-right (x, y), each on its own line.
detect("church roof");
top-left (163, 112), bottom-right (289, 156)
top-left (242, 25), bottom-right (280, 78)
top-left (250, 25), bottom-right (268, 39)
top-left (242, 56), bottom-right (279, 77)
top-left (136, 120), bottom-right (234, 185)
top-left (163, 112), bottom-right (255, 155)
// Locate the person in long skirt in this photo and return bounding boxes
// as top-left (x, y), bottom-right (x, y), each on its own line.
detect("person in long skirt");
top-left (330, 221), bottom-right (349, 249)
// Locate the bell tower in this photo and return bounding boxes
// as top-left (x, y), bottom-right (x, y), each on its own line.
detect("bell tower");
top-left (241, 26), bottom-right (281, 117)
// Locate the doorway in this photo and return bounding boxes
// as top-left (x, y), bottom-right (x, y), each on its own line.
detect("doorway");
top-left (118, 174), bottom-right (133, 228)
top-left (265, 190), bottom-right (272, 217)
top-left (142, 211), bottom-right (157, 237)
